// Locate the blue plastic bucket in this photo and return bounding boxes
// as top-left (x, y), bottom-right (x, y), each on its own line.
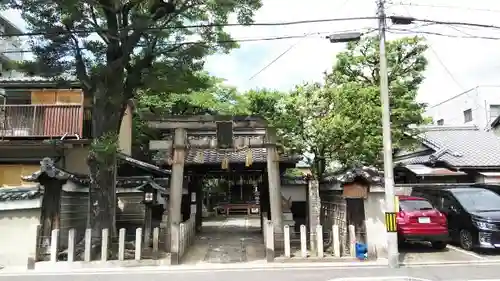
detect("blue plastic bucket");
top-left (355, 242), bottom-right (368, 260)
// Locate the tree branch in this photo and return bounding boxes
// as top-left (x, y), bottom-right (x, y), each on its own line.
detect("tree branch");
top-left (63, 23), bottom-right (91, 91)
top-left (86, 4), bottom-right (110, 44)
top-left (121, 0), bottom-right (199, 58)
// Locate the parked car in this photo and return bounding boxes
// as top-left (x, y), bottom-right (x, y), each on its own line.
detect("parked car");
top-left (396, 195), bottom-right (448, 249)
top-left (411, 186), bottom-right (500, 251)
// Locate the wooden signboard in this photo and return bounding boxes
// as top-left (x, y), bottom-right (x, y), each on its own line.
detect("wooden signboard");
top-left (342, 183), bottom-right (368, 199)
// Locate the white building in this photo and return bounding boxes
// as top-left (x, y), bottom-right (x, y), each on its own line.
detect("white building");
top-left (424, 85), bottom-right (500, 129)
top-left (0, 16), bottom-right (23, 74)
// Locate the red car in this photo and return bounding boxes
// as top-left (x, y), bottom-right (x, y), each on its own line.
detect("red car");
top-left (396, 195), bottom-right (449, 249)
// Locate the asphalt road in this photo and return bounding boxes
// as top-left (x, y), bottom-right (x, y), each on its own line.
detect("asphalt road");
top-left (1, 263), bottom-right (500, 281)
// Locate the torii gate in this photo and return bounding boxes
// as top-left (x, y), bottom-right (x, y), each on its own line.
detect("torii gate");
top-left (145, 115), bottom-right (284, 263)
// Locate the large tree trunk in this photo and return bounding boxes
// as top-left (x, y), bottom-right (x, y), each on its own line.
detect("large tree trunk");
top-left (37, 177), bottom-right (64, 261)
top-left (85, 87), bottom-right (127, 258)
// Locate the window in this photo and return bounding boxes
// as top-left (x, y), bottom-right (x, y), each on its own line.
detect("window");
top-left (454, 189), bottom-right (500, 212)
top-left (463, 109), bottom-right (473, 123)
top-left (490, 104), bottom-right (500, 119)
top-left (441, 196), bottom-right (456, 211)
top-left (400, 199), bottom-right (434, 211)
top-left (437, 119), bottom-right (444, 125)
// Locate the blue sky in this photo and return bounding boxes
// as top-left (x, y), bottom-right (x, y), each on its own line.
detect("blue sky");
top-left (4, 0), bottom-right (500, 106)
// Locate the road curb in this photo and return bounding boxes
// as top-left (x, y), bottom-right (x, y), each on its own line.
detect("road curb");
top-left (401, 259), bottom-right (500, 266)
top-left (2, 258), bottom-right (500, 275)
top-left (0, 259), bottom-right (389, 275)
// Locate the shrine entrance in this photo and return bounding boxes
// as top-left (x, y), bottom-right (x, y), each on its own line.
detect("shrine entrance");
top-left (145, 115), bottom-right (299, 264)
top-left (184, 172), bottom-right (266, 264)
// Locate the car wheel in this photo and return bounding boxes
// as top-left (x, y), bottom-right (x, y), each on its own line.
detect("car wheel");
top-left (459, 229), bottom-right (474, 250)
top-left (431, 241), bottom-right (447, 250)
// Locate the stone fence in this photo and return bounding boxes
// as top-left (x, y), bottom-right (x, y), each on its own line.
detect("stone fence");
top-left (263, 219), bottom-right (364, 262)
top-left (178, 217), bottom-right (196, 260)
top-left (30, 217), bottom-right (197, 269)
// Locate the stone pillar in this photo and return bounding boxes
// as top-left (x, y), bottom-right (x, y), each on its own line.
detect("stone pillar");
top-left (308, 180), bottom-right (321, 254)
top-left (160, 201), bottom-right (170, 251)
top-left (195, 179), bottom-right (203, 232)
top-left (266, 128), bottom-right (283, 236)
top-left (169, 128), bottom-right (186, 264)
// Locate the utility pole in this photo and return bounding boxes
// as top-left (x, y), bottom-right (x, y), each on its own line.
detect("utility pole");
top-left (377, 0), bottom-right (400, 268)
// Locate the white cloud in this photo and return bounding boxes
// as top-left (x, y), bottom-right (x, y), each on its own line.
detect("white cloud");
top-left (4, 0), bottom-right (500, 106)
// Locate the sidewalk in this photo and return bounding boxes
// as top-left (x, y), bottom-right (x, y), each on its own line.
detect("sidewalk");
top-left (0, 259), bottom-right (389, 275)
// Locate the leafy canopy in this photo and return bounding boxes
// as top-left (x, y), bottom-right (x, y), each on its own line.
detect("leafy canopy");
top-left (275, 36), bottom-right (429, 178)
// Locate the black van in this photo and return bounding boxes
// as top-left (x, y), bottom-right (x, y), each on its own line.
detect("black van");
top-left (411, 186), bottom-right (500, 251)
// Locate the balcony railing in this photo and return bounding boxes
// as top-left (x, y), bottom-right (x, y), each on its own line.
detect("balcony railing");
top-left (0, 104), bottom-right (84, 137)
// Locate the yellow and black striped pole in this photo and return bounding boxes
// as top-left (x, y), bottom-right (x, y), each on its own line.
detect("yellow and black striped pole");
top-left (385, 212), bottom-right (397, 232)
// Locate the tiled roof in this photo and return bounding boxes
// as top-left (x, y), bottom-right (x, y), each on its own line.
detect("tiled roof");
top-left (419, 126), bottom-right (500, 167)
top-left (395, 155), bottom-right (432, 165)
top-left (397, 126), bottom-right (500, 168)
top-left (154, 147), bottom-right (299, 165)
top-left (324, 166), bottom-right (384, 185)
top-left (118, 153), bottom-right (170, 175)
top-left (0, 75), bottom-right (79, 88)
top-left (0, 186), bottom-right (42, 202)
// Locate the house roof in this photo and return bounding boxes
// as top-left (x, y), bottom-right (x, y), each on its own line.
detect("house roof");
top-left (491, 115), bottom-right (500, 129)
top-left (154, 147), bottom-right (299, 165)
top-left (0, 75), bottom-right (80, 88)
top-left (324, 166), bottom-right (384, 185)
top-left (0, 15), bottom-right (23, 34)
top-left (23, 157), bottom-right (169, 190)
top-left (397, 125), bottom-right (500, 168)
top-left (0, 186), bottom-right (42, 202)
top-left (118, 153), bottom-right (170, 175)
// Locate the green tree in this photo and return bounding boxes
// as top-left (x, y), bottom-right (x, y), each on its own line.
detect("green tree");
top-left (2, 0), bottom-right (262, 238)
top-left (274, 83), bottom-right (338, 179)
top-left (324, 36), bottom-right (430, 167)
top-left (273, 36), bottom-right (429, 179)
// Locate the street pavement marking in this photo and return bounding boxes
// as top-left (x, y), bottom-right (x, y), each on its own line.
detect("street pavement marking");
top-left (446, 245), bottom-right (486, 260)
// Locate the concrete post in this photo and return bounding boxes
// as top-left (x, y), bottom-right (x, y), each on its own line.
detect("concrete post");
top-left (266, 128), bottom-right (283, 238)
top-left (308, 180), bottom-right (321, 253)
top-left (169, 128), bottom-right (186, 263)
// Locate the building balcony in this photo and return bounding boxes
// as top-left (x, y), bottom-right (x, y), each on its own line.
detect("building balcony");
top-left (0, 104), bottom-right (85, 138)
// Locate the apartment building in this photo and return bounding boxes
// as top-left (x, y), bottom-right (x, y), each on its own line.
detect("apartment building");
top-left (0, 16), bottom-right (23, 74)
top-left (424, 85), bottom-right (500, 129)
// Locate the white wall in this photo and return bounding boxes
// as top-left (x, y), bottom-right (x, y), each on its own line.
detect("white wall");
top-left (281, 185), bottom-right (307, 202)
top-left (363, 191), bottom-right (387, 258)
top-left (0, 205), bottom-right (40, 267)
top-left (425, 86), bottom-right (500, 129)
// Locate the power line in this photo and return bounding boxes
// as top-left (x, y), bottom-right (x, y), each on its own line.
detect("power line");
top-left (0, 16), bottom-right (379, 38)
top-left (399, 5), bottom-right (465, 91)
top-left (410, 17), bottom-right (500, 31)
top-left (0, 33), bottom-right (334, 54)
top-left (389, 1), bottom-right (500, 14)
top-left (247, 0), bottom-right (355, 81)
top-left (247, 35), bottom-right (309, 81)
top-left (247, 28), bottom-right (377, 81)
top-left (387, 28), bottom-right (500, 40)
top-left (2, 16), bottom-right (500, 38)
